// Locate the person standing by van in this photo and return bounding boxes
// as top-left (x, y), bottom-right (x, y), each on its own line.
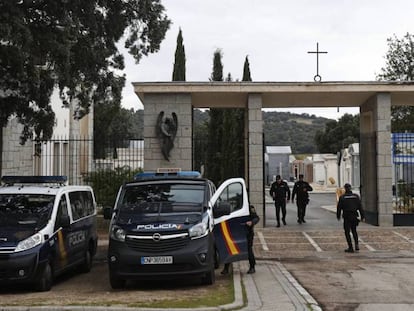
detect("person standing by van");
top-left (291, 174), bottom-right (313, 224)
top-left (221, 204), bottom-right (260, 274)
top-left (269, 175), bottom-right (290, 227)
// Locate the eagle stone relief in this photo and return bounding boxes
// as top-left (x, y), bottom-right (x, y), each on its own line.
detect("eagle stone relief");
top-left (156, 111), bottom-right (178, 161)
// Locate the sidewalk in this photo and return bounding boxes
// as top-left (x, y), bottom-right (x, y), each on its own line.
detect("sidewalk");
top-left (229, 260), bottom-right (322, 311)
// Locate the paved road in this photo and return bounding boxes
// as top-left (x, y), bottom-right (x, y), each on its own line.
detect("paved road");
top-left (264, 191), bottom-right (345, 229)
top-left (3, 192), bottom-right (414, 311)
top-left (256, 191), bottom-right (414, 310)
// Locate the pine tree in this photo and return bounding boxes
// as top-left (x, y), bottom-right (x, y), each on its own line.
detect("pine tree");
top-left (172, 28), bottom-right (186, 81)
top-left (377, 33), bottom-right (414, 132)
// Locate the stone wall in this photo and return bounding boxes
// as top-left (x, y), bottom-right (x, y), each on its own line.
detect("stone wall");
top-left (2, 118), bottom-right (33, 175)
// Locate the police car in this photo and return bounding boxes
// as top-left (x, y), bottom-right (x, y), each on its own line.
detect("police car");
top-left (104, 170), bottom-right (251, 288)
top-left (0, 176), bottom-right (98, 291)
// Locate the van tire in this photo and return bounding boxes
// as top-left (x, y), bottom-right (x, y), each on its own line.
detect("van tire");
top-left (80, 249), bottom-right (92, 273)
top-left (110, 274), bottom-right (126, 289)
top-left (201, 266), bottom-right (215, 285)
top-left (214, 248), bottom-right (220, 269)
top-left (35, 262), bottom-right (52, 292)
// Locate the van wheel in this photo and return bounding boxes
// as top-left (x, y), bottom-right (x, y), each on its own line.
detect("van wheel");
top-left (80, 249), bottom-right (92, 273)
top-left (110, 274), bottom-right (126, 289)
top-left (201, 266), bottom-right (215, 285)
top-left (35, 262), bottom-right (53, 292)
top-left (214, 248), bottom-right (220, 269)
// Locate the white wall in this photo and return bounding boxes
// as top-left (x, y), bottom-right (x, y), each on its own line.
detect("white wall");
top-left (51, 88), bottom-right (70, 137)
top-left (313, 153), bottom-right (338, 187)
top-left (324, 154), bottom-right (338, 187)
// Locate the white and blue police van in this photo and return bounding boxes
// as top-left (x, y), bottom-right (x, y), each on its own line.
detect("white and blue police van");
top-left (104, 170), bottom-right (251, 288)
top-left (0, 176), bottom-right (98, 291)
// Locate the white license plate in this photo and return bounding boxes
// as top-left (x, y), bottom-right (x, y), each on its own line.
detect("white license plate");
top-left (141, 256), bottom-right (173, 265)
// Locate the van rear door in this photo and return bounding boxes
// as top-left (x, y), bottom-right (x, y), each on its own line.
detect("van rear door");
top-left (211, 178), bottom-right (250, 264)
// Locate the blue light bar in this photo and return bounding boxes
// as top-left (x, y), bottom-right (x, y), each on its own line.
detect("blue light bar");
top-left (134, 171), bottom-right (201, 180)
top-left (1, 176), bottom-right (68, 185)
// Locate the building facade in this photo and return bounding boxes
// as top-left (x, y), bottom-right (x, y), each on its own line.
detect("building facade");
top-left (265, 146), bottom-right (292, 185)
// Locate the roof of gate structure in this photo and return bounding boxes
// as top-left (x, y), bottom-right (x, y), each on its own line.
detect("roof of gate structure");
top-left (133, 81), bottom-right (414, 108)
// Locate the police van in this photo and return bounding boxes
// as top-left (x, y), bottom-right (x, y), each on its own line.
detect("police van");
top-left (0, 176), bottom-right (98, 291)
top-left (104, 170), bottom-right (251, 288)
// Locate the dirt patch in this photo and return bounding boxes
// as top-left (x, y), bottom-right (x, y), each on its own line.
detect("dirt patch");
top-left (0, 254), bottom-right (233, 308)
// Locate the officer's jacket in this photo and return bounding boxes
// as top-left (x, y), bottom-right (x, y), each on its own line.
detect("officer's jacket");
top-left (269, 181), bottom-right (291, 202)
top-left (247, 206), bottom-right (260, 237)
top-left (292, 180), bottom-right (313, 201)
top-left (337, 191), bottom-right (365, 221)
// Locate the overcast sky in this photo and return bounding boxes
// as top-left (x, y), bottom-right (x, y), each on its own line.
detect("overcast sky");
top-left (119, 0), bottom-right (414, 119)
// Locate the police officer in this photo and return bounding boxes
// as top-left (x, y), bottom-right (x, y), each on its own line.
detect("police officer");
top-left (269, 175), bottom-right (291, 227)
top-left (291, 174), bottom-right (313, 224)
top-left (221, 204), bottom-right (260, 274)
top-left (337, 183), bottom-right (365, 253)
top-left (245, 204), bottom-right (260, 273)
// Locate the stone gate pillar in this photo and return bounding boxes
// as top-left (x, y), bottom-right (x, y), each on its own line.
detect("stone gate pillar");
top-left (360, 93), bottom-right (393, 226)
top-left (247, 94), bottom-right (264, 227)
top-left (143, 93), bottom-right (192, 171)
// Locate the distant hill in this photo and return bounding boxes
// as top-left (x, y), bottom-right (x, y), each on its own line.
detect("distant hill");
top-left (193, 109), bottom-right (330, 154)
top-left (262, 111), bottom-right (330, 153)
top-left (132, 109), bottom-right (331, 154)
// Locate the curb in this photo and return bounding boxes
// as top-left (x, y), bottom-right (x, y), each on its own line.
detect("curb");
top-left (219, 262), bottom-right (244, 310)
top-left (275, 261), bottom-right (322, 311)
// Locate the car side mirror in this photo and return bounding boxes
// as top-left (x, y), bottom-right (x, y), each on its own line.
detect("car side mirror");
top-left (213, 201), bottom-right (231, 218)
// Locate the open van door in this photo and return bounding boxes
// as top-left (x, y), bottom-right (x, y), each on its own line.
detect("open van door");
top-left (211, 178), bottom-right (250, 265)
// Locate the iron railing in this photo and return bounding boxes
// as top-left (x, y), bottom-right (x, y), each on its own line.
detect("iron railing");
top-left (33, 137), bottom-right (144, 208)
top-left (392, 133), bottom-right (414, 213)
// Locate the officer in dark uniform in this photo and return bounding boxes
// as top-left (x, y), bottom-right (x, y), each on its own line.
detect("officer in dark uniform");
top-left (337, 183), bottom-right (365, 253)
top-left (245, 204), bottom-right (260, 273)
top-left (221, 204), bottom-right (260, 274)
top-left (269, 175), bottom-right (291, 227)
top-left (292, 174), bottom-right (313, 224)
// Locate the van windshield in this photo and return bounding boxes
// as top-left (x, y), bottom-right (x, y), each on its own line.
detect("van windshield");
top-left (0, 194), bottom-right (55, 230)
top-left (119, 183), bottom-right (205, 216)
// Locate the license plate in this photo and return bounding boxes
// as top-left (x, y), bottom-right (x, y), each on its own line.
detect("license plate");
top-left (141, 256), bottom-right (173, 265)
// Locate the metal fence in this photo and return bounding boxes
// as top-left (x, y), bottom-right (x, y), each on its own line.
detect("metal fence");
top-left (26, 134), bottom-right (414, 214)
top-left (34, 137), bottom-right (144, 208)
top-left (392, 133), bottom-right (414, 213)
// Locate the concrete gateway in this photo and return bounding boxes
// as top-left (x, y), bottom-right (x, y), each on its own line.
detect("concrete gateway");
top-left (133, 81), bottom-right (414, 227)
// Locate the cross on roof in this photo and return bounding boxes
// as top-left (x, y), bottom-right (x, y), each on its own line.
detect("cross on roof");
top-left (307, 42), bottom-right (328, 82)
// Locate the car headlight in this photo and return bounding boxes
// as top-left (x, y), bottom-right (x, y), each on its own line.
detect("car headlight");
top-left (189, 222), bottom-right (208, 239)
top-left (15, 233), bottom-right (42, 252)
top-left (111, 226), bottom-right (126, 242)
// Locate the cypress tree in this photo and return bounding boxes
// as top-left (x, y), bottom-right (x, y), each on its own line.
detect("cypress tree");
top-left (172, 28), bottom-right (186, 81)
top-left (242, 56), bottom-right (252, 81)
top-left (206, 49), bottom-right (224, 184)
top-left (210, 49), bottom-right (223, 82)
top-left (206, 52), bottom-right (248, 183)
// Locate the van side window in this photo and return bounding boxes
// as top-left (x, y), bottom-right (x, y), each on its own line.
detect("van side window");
top-left (54, 195), bottom-right (69, 231)
top-left (218, 183), bottom-right (243, 213)
top-left (69, 191), bottom-right (95, 220)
